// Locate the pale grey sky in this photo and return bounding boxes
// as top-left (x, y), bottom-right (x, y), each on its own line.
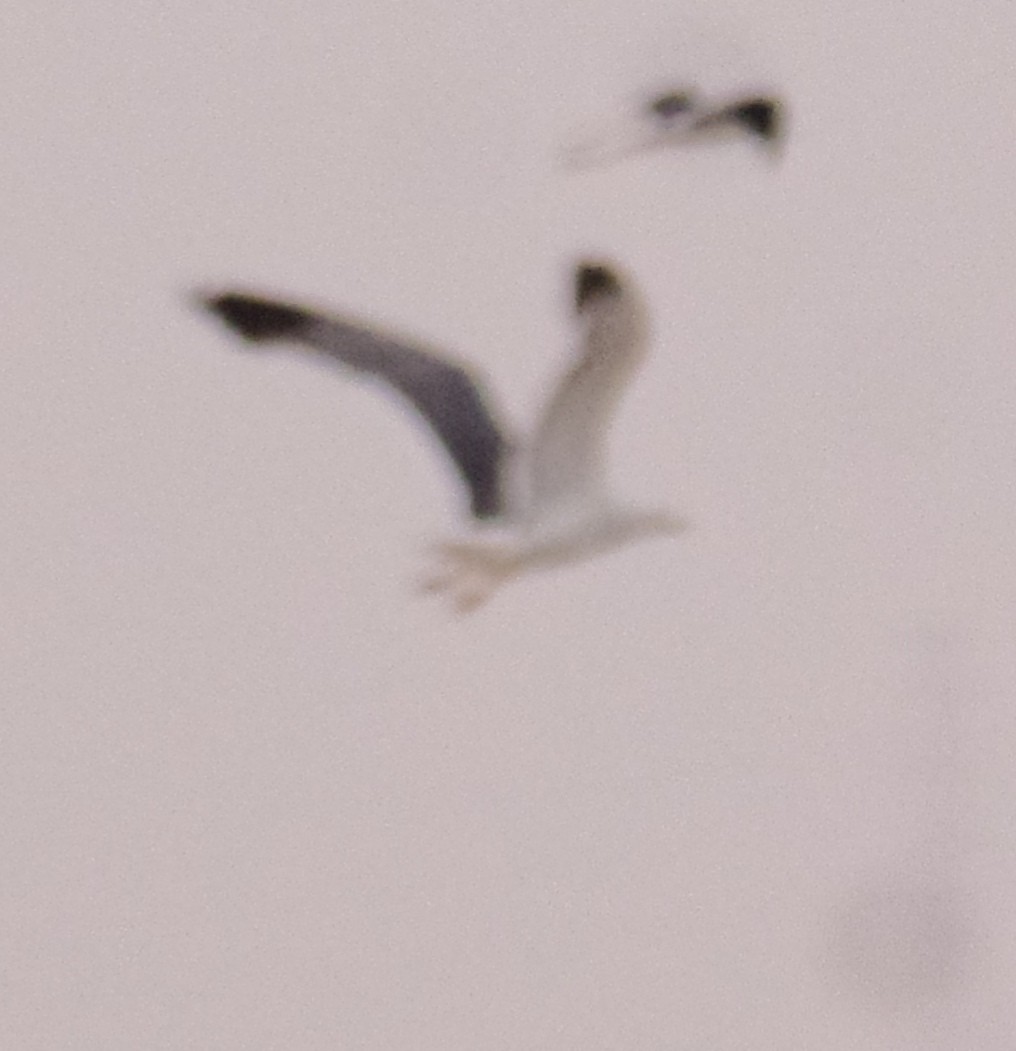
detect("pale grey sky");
top-left (3, 1), bottom-right (1016, 1047)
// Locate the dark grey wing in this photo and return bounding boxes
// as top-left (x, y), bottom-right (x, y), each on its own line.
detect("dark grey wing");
top-left (646, 88), bottom-right (698, 120)
top-left (691, 95), bottom-right (783, 142)
top-left (199, 293), bottom-right (509, 520)
top-left (563, 89), bottom-right (782, 170)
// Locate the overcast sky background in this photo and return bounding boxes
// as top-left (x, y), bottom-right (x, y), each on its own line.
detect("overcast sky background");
top-left (4, 1), bottom-right (1016, 1047)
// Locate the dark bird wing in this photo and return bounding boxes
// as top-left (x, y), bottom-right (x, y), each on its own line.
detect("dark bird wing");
top-left (690, 95), bottom-right (782, 142)
top-left (199, 292), bottom-right (509, 520)
top-left (563, 90), bottom-right (784, 170)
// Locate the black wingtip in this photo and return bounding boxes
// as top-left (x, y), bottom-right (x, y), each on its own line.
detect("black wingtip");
top-left (728, 97), bottom-right (782, 140)
top-left (201, 293), bottom-right (313, 342)
top-left (575, 263), bottom-right (621, 311)
top-left (647, 88), bottom-right (697, 121)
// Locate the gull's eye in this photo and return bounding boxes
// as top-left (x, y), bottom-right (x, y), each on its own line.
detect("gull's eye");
top-left (648, 90), bottom-right (695, 120)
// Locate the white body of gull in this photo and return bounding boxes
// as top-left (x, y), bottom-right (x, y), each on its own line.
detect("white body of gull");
top-left (564, 88), bottom-right (783, 171)
top-left (199, 261), bottom-right (684, 611)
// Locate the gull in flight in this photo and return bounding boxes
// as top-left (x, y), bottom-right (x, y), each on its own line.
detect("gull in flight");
top-left (197, 261), bottom-right (684, 611)
top-left (564, 87), bottom-right (783, 170)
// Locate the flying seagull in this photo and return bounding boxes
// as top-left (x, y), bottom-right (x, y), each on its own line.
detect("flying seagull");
top-left (564, 87), bottom-right (783, 170)
top-left (197, 261), bottom-right (684, 611)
